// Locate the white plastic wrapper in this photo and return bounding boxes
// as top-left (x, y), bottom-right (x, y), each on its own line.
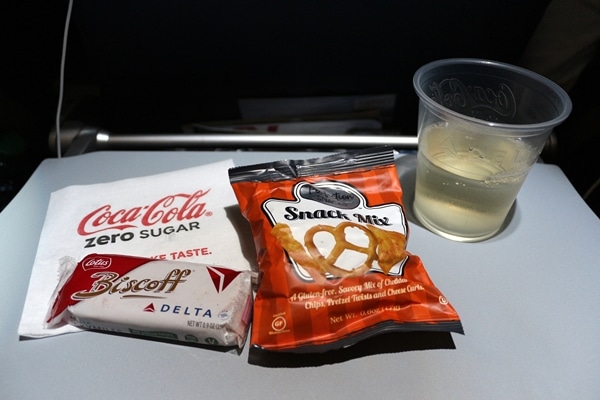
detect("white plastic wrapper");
top-left (46, 254), bottom-right (254, 348)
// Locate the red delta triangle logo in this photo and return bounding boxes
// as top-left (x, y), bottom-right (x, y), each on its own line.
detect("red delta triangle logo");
top-left (207, 266), bottom-right (241, 293)
top-left (144, 303), bottom-right (155, 312)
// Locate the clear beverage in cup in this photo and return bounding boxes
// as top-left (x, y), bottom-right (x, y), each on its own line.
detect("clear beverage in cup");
top-left (412, 59), bottom-right (571, 242)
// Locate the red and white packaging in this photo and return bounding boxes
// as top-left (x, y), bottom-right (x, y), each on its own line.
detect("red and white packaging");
top-left (19, 160), bottom-right (254, 339)
top-left (46, 254), bottom-right (254, 348)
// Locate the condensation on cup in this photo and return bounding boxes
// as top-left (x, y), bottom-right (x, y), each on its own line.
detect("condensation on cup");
top-left (412, 58), bottom-right (572, 242)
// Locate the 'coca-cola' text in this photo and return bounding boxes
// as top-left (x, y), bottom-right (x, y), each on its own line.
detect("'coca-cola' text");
top-left (77, 189), bottom-right (211, 235)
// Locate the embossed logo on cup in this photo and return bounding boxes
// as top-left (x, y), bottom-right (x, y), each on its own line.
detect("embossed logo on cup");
top-left (429, 78), bottom-right (516, 119)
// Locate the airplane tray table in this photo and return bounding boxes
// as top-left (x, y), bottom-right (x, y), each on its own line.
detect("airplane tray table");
top-left (1, 150), bottom-right (599, 400)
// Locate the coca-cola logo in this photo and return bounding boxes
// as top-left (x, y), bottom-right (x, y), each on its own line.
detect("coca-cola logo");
top-left (77, 189), bottom-right (211, 235)
top-left (82, 256), bottom-right (112, 271)
top-left (429, 78), bottom-right (516, 120)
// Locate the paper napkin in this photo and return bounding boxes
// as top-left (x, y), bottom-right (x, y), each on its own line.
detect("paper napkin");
top-left (18, 159), bottom-right (254, 338)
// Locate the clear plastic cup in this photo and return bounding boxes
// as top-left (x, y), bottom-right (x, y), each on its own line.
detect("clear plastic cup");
top-left (412, 58), bottom-right (572, 242)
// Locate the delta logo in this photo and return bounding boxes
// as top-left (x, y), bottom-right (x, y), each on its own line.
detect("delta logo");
top-left (206, 266), bottom-right (242, 293)
top-left (142, 266), bottom-right (241, 314)
top-left (143, 302), bottom-right (213, 318)
top-left (143, 303), bottom-right (155, 312)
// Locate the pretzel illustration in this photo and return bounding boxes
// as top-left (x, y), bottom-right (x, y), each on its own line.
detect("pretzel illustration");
top-left (272, 222), bottom-right (407, 279)
top-left (304, 222), bottom-right (378, 278)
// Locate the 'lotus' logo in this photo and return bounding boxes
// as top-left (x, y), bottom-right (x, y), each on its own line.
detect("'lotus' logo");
top-left (82, 256), bottom-right (112, 271)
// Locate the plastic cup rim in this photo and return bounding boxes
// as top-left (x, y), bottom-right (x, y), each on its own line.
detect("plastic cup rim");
top-left (413, 58), bottom-right (573, 134)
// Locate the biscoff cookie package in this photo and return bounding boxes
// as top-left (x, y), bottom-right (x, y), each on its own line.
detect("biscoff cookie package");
top-left (46, 254), bottom-right (255, 349)
top-left (229, 146), bottom-right (463, 353)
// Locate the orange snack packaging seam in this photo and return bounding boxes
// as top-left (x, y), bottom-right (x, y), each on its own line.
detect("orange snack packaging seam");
top-left (228, 146), bottom-right (463, 353)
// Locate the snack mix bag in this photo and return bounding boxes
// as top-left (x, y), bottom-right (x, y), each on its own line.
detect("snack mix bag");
top-left (229, 146), bottom-right (463, 353)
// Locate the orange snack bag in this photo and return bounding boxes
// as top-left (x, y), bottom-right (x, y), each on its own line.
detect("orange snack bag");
top-left (229, 147), bottom-right (463, 352)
